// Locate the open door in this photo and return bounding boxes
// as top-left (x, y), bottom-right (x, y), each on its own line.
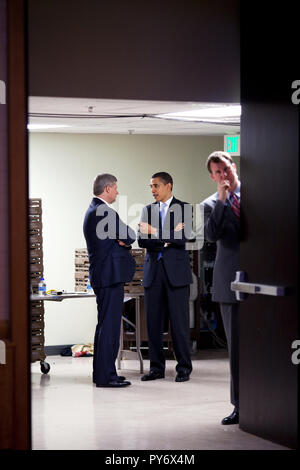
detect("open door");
top-left (238, 3), bottom-right (299, 449)
top-left (0, 0), bottom-right (30, 450)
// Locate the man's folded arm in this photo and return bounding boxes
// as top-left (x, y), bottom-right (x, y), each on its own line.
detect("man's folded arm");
top-left (116, 212), bottom-right (136, 246)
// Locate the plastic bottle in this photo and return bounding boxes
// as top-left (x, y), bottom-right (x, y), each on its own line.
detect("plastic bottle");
top-left (86, 277), bottom-right (93, 294)
top-left (38, 277), bottom-right (47, 296)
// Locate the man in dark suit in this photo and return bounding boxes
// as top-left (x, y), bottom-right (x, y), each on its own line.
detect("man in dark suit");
top-left (83, 173), bottom-right (136, 388)
top-left (138, 172), bottom-right (193, 382)
top-left (201, 151), bottom-right (240, 424)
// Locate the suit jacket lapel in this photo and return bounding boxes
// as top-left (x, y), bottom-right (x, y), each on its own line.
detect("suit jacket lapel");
top-left (147, 202), bottom-right (160, 230)
top-left (165, 196), bottom-right (179, 231)
top-left (169, 196), bottom-right (179, 211)
top-left (225, 198), bottom-right (240, 229)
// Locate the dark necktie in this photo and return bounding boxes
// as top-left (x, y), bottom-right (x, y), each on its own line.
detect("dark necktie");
top-left (230, 192), bottom-right (240, 218)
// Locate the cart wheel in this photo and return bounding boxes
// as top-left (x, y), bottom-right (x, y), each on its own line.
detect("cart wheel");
top-left (40, 361), bottom-right (50, 374)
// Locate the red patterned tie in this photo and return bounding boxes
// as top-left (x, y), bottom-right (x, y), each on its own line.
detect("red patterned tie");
top-left (230, 192), bottom-right (240, 218)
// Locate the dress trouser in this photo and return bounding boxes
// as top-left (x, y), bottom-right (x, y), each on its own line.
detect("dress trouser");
top-left (93, 283), bottom-right (124, 385)
top-left (220, 302), bottom-right (239, 411)
top-left (144, 260), bottom-right (192, 375)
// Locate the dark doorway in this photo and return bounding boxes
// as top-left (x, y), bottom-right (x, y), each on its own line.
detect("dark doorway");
top-left (239, 3), bottom-right (299, 449)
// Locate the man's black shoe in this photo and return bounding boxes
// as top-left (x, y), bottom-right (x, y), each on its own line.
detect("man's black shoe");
top-left (96, 380), bottom-right (131, 388)
top-left (221, 410), bottom-right (239, 425)
top-left (93, 375), bottom-right (126, 384)
top-left (141, 370), bottom-right (165, 381)
top-left (175, 372), bottom-right (190, 382)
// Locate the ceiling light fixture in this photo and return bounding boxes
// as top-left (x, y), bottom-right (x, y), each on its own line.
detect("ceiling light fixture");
top-left (27, 124), bottom-right (71, 130)
top-left (155, 105), bottom-right (241, 122)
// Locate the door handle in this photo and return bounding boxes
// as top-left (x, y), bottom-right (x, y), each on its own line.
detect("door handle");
top-left (231, 271), bottom-right (287, 301)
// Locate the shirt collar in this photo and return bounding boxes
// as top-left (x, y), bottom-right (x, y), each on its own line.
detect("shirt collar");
top-left (159, 195), bottom-right (173, 210)
top-left (228, 181), bottom-right (241, 199)
top-left (95, 196), bottom-right (111, 207)
top-left (234, 181), bottom-right (241, 197)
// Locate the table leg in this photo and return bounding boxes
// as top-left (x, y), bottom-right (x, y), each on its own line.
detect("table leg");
top-left (135, 296), bottom-right (143, 374)
top-left (117, 314), bottom-right (124, 370)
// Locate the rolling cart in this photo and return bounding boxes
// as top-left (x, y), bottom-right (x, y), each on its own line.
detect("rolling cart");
top-left (29, 198), bottom-right (51, 374)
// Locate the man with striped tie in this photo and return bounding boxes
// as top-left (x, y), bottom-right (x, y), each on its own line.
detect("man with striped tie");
top-left (201, 151), bottom-right (241, 425)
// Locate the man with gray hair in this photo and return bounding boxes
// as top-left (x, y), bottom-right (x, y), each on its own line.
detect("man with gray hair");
top-left (201, 151), bottom-right (241, 425)
top-left (83, 173), bottom-right (136, 388)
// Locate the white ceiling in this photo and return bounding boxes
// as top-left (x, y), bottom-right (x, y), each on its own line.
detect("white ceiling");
top-left (28, 97), bottom-right (240, 136)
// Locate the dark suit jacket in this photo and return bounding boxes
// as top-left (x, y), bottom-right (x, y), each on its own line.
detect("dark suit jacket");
top-left (83, 198), bottom-right (136, 288)
top-left (201, 192), bottom-right (240, 303)
top-left (138, 197), bottom-right (193, 288)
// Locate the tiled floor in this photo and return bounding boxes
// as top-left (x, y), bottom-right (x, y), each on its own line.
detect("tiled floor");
top-left (31, 349), bottom-right (290, 450)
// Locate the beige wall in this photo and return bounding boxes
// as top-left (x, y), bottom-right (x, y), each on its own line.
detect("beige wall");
top-left (29, 132), bottom-right (239, 346)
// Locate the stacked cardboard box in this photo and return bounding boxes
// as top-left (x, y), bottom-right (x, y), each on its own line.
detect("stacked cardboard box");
top-left (124, 248), bottom-right (145, 293)
top-left (75, 248), bottom-right (90, 291)
top-left (29, 198), bottom-right (46, 364)
top-left (74, 247), bottom-right (145, 292)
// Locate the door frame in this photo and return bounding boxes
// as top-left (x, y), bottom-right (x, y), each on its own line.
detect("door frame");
top-left (0, 0), bottom-right (30, 450)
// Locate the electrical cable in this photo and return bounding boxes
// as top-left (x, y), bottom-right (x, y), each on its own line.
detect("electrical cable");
top-left (28, 112), bottom-right (240, 126)
top-left (29, 112), bottom-right (150, 119)
top-left (200, 311), bottom-right (227, 349)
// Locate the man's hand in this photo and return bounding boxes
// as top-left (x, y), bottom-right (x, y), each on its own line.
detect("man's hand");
top-left (218, 180), bottom-right (230, 203)
top-left (117, 240), bottom-right (128, 247)
top-left (163, 223), bottom-right (185, 246)
top-left (175, 222), bottom-right (184, 232)
top-left (138, 222), bottom-right (158, 235)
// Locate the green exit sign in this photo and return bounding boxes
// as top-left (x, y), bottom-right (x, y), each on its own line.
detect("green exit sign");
top-left (224, 135), bottom-right (240, 156)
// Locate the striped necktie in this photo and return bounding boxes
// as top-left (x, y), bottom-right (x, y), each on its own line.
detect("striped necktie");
top-left (157, 202), bottom-right (167, 260)
top-left (230, 192), bottom-right (240, 218)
